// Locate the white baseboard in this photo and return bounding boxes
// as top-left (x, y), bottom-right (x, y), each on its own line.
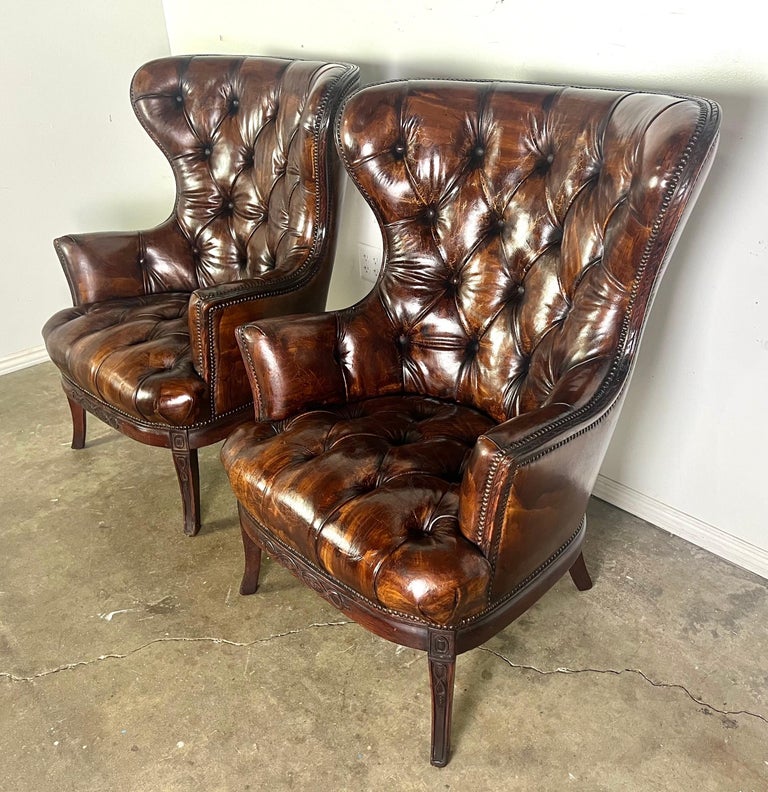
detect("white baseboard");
top-left (594, 474), bottom-right (768, 580)
top-left (0, 346), bottom-right (50, 376)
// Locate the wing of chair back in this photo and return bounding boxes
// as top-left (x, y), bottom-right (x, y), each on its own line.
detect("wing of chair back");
top-left (222, 78), bottom-right (720, 765)
top-left (42, 55), bottom-right (359, 535)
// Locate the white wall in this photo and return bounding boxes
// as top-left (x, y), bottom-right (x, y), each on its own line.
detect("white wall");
top-left (0, 0), bottom-right (173, 371)
top-left (161, 0), bottom-right (768, 575)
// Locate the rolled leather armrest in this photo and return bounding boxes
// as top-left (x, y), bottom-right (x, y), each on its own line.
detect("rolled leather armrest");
top-left (54, 220), bottom-right (196, 306)
top-left (459, 386), bottom-right (625, 604)
top-left (235, 312), bottom-right (348, 422)
top-left (189, 279), bottom-right (334, 416)
top-left (55, 231), bottom-right (146, 306)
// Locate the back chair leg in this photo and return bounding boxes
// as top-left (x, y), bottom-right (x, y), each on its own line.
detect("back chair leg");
top-left (569, 551), bottom-right (593, 591)
top-left (67, 397), bottom-right (86, 449)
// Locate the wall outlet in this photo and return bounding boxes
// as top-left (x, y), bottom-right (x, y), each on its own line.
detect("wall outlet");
top-left (358, 242), bottom-right (381, 283)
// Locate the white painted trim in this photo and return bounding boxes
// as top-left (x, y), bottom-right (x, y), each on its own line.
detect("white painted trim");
top-left (0, 346), bottom-right (50, 376)
top-left (594, 474), bottom-right (768, 580)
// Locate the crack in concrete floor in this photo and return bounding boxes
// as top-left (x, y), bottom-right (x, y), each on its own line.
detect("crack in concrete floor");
top-left (0, 620), bottom-right (352, 683)
top-left (1, 621), bottom-right (766, 729)
top-left (480, 646), bottom-right (768, 726)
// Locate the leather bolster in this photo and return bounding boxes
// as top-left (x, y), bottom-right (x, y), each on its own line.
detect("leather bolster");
top-left (458, 396), bottom-right (620, 572)
top-left (235, 312), bottom-right (348, 422)
top-left (189, 279), bottom-right (333, 415)
top-left (55, 231), bottom-right (146, 306)
top-left (189, 278), bottom-right (272, 378)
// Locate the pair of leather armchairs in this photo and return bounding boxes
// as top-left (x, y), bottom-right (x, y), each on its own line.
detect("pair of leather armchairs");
top-left (42, 55), bottom-right (720, 765)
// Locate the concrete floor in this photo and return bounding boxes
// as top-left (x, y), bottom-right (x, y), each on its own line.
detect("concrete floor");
top-left (1, 361), bottom-right (767, 792)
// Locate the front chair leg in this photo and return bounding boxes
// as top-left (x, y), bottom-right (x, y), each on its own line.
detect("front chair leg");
top-left (239, 522), bottom-right (262, 595)
top-left (428, 631), bottom-right (457, 767)
top-left (67, 396), bottom-right (86, 449)
top-left (171, 444), bottom-right (201, 536)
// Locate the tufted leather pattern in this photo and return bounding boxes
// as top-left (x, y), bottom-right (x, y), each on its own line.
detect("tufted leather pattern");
top-left (332, 83), bottom-right (715, 424)
top-left (43, 56), bottom-right (359, 425)
top-left (224, 395), bottom-right (495, 622)
top-left (44, 293), bottom-right (208, 425)
top-left (223, 78), bottom-right (719, 765)
top-left (223, 78), bottom-right (720, 626)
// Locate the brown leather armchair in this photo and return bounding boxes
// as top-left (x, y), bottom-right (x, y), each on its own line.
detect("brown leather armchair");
top-left (221, 79), bottom-right (720, 765)
top-left (42, 55), bottom-right (359, 535)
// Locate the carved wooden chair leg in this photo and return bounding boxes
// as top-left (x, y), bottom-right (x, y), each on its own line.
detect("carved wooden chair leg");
top-left (67, 397), bottom-right (86, 449)
top-left (171, 444), bottom-right (201, 536)
top-left (428, 631), bottom-right (457, 767)
top-left (569, 551), bottom-right (593, 591)
top-left (239, 520), bottom-right (262, 595)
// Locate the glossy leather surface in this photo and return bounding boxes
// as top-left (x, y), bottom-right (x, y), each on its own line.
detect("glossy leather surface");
top-left (225, 395), bottom-right (494, 622)
top-left (43, 56), bottom-right (359, 425)
top-left (223, 79), bottom-right (720, 626)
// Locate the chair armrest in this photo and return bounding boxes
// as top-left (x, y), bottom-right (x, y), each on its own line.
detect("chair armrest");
top-left (188, 278), bottom-right (334, 416)
top-left (459, 376), bottom-right (625, 604)
top-left (235, 312), bottom-right (348, 421)
top-left (54, 231), bottom-right (146, 306)
top-left (54, 220), bottom-right (195, 306)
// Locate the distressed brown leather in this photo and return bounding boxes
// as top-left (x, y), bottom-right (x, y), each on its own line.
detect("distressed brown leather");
top-left (41, 55), bottom-right (359, 535)
top-left (222, 78), bottom-right (719, 765)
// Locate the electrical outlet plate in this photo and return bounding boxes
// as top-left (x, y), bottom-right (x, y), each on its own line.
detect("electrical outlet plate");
top-left (358, 242), bottom-right (381, 283)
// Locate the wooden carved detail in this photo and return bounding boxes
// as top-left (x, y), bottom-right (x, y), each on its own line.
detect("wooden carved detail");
top-left (252, 531), bottom-right (349, 612)
top-left (172, 452), bottom-right (190, 483)
top-left (170, 431), bottom-right (192, 484)
top-left (63, 381), bottom-right (121, 431)
top-left (431, 660), bottom-right (449, 707)
top-left (429, 630), bottom-right (455, 660)
top-left (170, 431), bottom-right (189, 452)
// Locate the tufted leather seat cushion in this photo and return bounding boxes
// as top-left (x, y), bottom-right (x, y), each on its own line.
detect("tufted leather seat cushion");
top-left (223, 395), bottom-right (495, 623)
top-left (43, 293), bottom-right (208, 426)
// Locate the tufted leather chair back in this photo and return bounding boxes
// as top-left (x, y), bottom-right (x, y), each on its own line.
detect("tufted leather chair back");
top-left (128, 55), bottom-right (352, 293)
top-left (337, 82), bottom-right (718, 424)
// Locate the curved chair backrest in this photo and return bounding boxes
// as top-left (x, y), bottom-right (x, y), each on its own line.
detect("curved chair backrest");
top-left (336, 81), bottom-right (720, 423)
top-left (130, 55), bottom-right (359, 292)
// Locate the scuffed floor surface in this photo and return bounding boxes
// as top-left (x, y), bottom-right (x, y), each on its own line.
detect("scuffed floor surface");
top-left (1, 362), bottom-right (767, 791)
